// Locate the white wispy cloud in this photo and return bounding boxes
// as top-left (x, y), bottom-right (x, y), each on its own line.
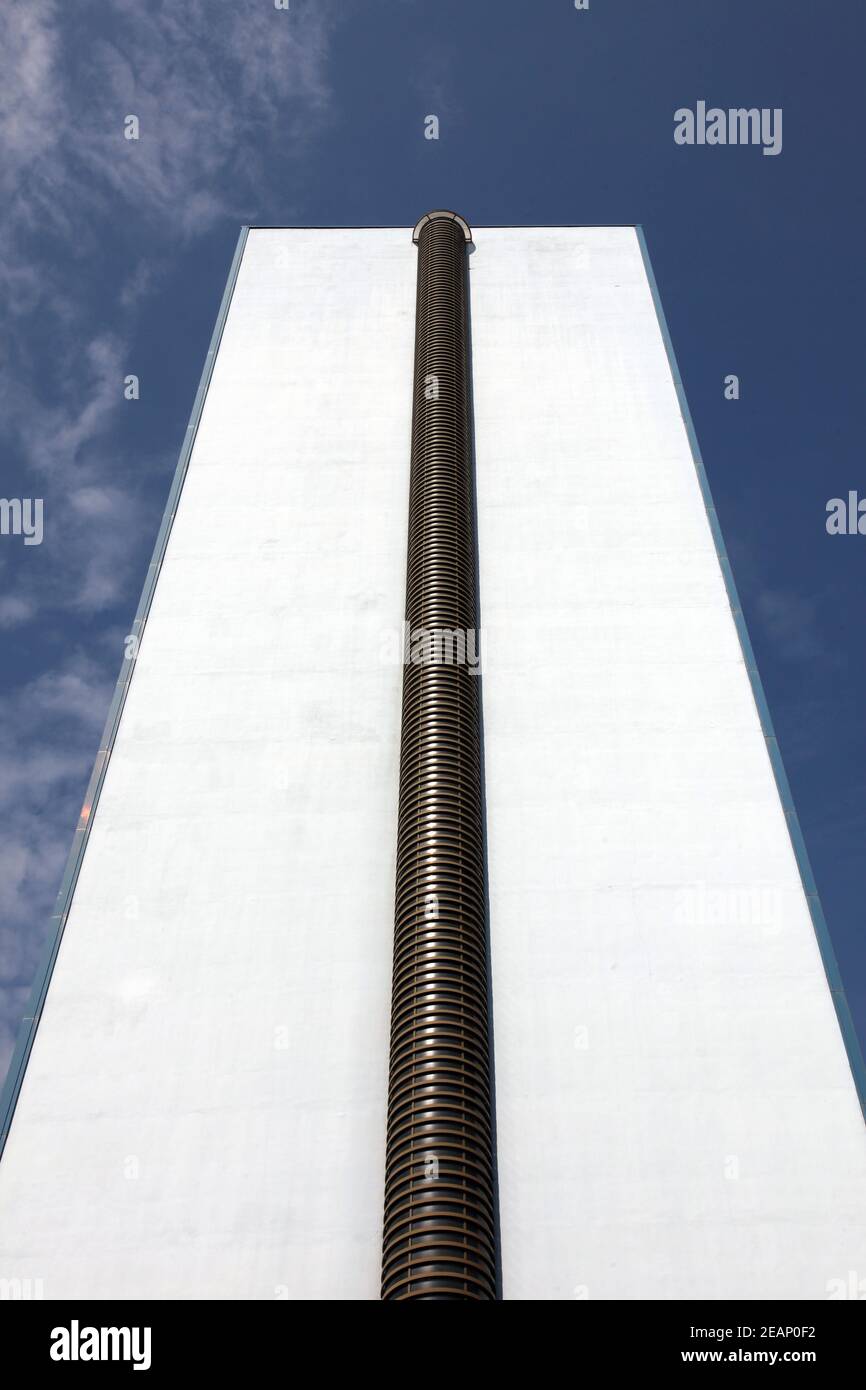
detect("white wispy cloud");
top-left (0, 0), bottom-right (343, 1082)
top-left (0, 0), bottom-right (342, 623)
top-left (756, 587), bottom-right (826, 664)
top-left (0, 653), bottom-right (115, 1077)
top-left (1, 0), bottom-right (337, 244)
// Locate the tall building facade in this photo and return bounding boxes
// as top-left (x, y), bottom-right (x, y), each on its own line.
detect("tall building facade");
top-left (1, 217), bottom-right (864, 1300)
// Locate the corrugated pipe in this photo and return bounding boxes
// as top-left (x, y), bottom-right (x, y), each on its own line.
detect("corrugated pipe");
top-left (381, 211), bottom-right (496, 1301)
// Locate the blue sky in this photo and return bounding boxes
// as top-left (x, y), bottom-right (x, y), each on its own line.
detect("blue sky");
top-left (1, 0), bottom-right (864, 1079)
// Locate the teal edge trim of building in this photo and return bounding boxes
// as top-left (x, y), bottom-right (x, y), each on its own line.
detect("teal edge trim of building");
top-left (0, 226), bottom-right (251, 1160)
top-left (635, 223), bottom-right (866, 1123)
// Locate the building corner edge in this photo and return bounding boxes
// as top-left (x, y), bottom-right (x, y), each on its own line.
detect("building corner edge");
top-left (634, 224), bottom-right (866, 1123)
top-left (0, 226), bottom-right (251, 1161)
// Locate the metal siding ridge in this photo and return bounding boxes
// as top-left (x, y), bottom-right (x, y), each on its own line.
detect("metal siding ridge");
top-left (635, 224), bottom-right (866, 1123)
top-left (0, 226), bottom-right (251, 1160)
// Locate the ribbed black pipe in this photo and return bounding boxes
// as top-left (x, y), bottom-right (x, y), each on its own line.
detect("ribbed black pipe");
top-left (381, 211), bottom-right (496, 1301)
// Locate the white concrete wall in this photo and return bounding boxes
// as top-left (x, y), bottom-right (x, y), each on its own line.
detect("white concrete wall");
top-left (471, 226), bottom-right (866, 1299)
top-left (0, 229), bottom-right (414, 1299)
top-left (1, 226), bottom-right (864, 1301)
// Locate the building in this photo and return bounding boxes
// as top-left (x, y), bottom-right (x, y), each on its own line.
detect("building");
top-left (1, 216), bottom-right (864, 1300)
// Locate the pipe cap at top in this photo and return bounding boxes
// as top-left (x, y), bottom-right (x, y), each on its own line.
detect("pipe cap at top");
top-left (412, 210), bottom-right (473, 244)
